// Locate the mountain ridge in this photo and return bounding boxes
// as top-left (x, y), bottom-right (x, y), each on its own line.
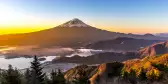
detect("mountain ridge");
top-left (64, 54), bottom-right (168, 84)
top-left (86, 37), bottom-right (162, 51)
top-left (138, 40), bottom-right (168, 58)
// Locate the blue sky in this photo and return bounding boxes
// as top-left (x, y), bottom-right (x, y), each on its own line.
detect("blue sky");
top-left (0, 0), bottom-right (168, 34)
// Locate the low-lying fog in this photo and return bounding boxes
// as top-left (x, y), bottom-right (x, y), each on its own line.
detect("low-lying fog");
top-left (0, 46), bottom-right (103, 71)
top-left (0, 45), bottom-right (103, 57)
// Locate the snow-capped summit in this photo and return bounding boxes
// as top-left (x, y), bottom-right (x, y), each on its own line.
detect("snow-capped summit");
top-left (59, 18), bottom-right (91, 28)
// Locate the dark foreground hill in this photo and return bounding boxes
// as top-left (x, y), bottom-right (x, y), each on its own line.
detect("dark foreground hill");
top-left (64, 54), bottom-right (168, 84)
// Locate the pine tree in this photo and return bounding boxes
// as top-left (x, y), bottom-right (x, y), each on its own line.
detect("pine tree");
top-left (30, 56), bottom-right (45, 84)
top-left (128, 69), bottom-right (137, 84)
top-left (50, 70), bottom-right (58, 84)
top-left (138, 68), bottom-right (147, 80)
top-left (50, 69), bottom-right (66, 84)
top-left (24, 68), bottom-right (31, 84)
top-left (1, 65), bottom-right (22, 84)
top-left (96, 74), bottom-right (101, 84)
top-left (57, 69), bottom-right (66, 84)
top-left (44, 75), bottom-right (50, 84)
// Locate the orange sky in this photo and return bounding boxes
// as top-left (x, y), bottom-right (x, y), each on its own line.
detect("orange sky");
top-left (0, 23), bottom-right (167, 35)
top-left (0, 0), bottom-right (168, 35)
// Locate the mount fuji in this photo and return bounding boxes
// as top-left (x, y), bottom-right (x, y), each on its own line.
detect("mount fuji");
top-left (0, 18), bottom-right (166, 47)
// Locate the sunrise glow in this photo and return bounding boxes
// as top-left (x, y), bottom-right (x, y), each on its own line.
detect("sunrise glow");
top-left (0, 0), bottom-right (168, 34)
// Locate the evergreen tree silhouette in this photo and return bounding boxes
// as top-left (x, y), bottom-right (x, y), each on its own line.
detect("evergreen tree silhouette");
top-left (24, 68), bottom-right (31, 84)
top-left (30, 56), bottom-right (45, 84)
top-left (1, 65), bottom-right (22, 84)
top-left (50, 69), bottom-right (66, 84)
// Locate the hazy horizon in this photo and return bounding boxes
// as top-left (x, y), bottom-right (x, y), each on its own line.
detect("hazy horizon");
top-left (0, 0), bottom-right (168, 34)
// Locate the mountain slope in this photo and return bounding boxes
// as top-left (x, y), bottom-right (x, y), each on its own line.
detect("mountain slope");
top-left (65, 54), bottom-right (168, 84)
top-left (138, 41), bottom-right (168, 58)
top-left (86, 37), bottom-right (162, 51)
top-left (52, 52), bottom-right (138, 64)
top-left (0, 18), bottom-right (118, 47)
top-left (64, 65), bottom-right (96, 82)
top-left (89, 54), bottom-right (168, 84)
top-left (0, 18), bottom-right (167, 47)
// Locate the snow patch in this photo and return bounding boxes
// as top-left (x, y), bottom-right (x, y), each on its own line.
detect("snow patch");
top-left (59, 18), bottom-right (91, 28)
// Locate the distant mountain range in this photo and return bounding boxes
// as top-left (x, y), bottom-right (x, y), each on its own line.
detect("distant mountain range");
top-left (86, 37), bottom-right (162, 51)
top-left (156, 33), bottom-right (168, 37)
top-left (0, 18), bottom-right (167, 47)
top-left (53, 40), bottom-right (168, 64)
top-left (52, 52), bottom-right (137, 64)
